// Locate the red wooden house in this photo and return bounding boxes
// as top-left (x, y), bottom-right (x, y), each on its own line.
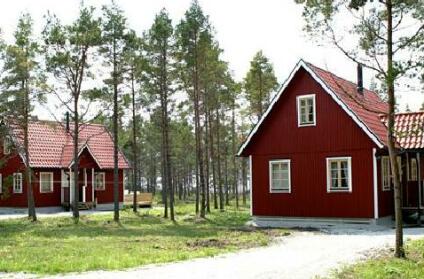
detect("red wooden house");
top-left (238, 60), bottom-right (423, 226)
top-left (0, 120), bottom-right (130, 211)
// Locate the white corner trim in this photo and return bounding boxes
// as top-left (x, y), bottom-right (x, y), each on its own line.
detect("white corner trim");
top-left (326, 156), bottom-right (352, 193)
top-left (237, 60), bottom-right (384, 156)
top-left (372, 148), bottom-right (379, 219)
top-left (296, 94), bottom-right (316, 127)
top-left (249, 155), bottom-right (253, 216)
top-left (269, 159), bottom-right (291, 193)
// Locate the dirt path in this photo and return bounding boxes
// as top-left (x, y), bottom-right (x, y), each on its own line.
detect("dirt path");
top-left (34, 226), bottom-right (423, 279)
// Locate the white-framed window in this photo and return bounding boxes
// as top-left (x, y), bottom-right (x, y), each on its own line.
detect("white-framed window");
top-left (13, 173), bottom-right (23, 193)
top-left (326, 157), bottom-right (352, 192)
top-left (0, 174), bottom-right (2, 194)
top-left (381, 156), bottom-right (391, 191)
top-left (3, 136), bottom-right (12, 155)
top-left (269, 159), bottom-right (291, 193)
top-left (40, 172), bottom-right (54, 193)
top-left (297, 94), bottom-right (316, 127)
top-left (94, 172), bottom-right (105, 191)
top-left (61, 171), bottom-right (69, 188)
top-left (410, 158), bottom-right (418, 181)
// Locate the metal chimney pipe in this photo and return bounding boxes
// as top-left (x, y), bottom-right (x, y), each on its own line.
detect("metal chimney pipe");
top-left (65, 112), bottom-right (70, 132)
top-left (357, 63), bottom-right (364, 94)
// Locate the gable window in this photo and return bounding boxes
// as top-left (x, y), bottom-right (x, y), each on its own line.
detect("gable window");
top-left (410, 158), bottom-right (418, 181)
top-left (3, 136), bottom-right (12, 155)
top-left (13, 173), bottom-right (23, 193)
top-left (269, 159), bottom-right (291, 193)
top-left (297, 94), bottom-right (316, 126)
top-left (327, 157), bottom-right (352, 192)
top-left (94, 172), bottom-right (105, 191)
top-left (40, 172), bottom-right (54, 193)
top-left (381, 156), bottom-right (391, 191)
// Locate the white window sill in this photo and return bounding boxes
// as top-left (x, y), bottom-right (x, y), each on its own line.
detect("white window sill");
top-left (298, 123), bottom-right (316, 127)
top-left (328, 188), bottom-right (351, 193)
top-left (270, 189), bottom-right (291, 194)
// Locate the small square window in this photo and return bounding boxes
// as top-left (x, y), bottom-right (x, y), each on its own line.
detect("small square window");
top-left (327, 157), bottom-right (352, 192)
top-left (297, 94), bottom-right (316, 126)
top-left (269, 160), bottom-right (291, 193)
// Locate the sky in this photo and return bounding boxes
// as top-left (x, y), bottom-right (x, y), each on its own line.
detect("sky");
top-left (0, 0), bottom-right (422, 120)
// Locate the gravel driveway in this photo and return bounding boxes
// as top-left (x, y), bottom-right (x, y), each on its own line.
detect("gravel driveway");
top-left (29, 225), bottom-right (421, 279)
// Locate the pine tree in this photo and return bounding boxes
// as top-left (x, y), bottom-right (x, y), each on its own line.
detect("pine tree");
top-left (143, 9), bottom-right (176, 220)
top-left (243, 50), bottom-right (278, 123)
top-left (0, 13), bottom-right (45, 221)
top-left (101, 2), bottom-right (131, 222)
top-left (43, 5), bottom-right (102, 221)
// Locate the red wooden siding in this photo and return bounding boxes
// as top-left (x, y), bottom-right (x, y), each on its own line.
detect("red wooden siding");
top-left (0, 148), bottom-right (124, 208)
top-left (247, 68), bottom-right (378, 219)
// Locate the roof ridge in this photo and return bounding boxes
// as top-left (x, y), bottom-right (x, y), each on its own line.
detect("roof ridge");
top-left (395, 111), bottom-right (424, 116)
top-left (304, 61), bottom-right (378, 96)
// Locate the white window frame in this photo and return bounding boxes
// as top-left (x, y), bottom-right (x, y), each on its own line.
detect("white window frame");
top-left (39, 172), bottom-right (54, 193)
top-left (410, 158), bottom-right (418, 181)
top-left (13, 173), bottom-right (23, 194)
top-left (3, 136), bottom-right (11, 155)
top-left (326, 157), bottom-right (352, 193)
top-left (381, 156), bottom-right (391, 191)
top-left (269, 159), bottom-right (291, 193)
top-left (297, 94), bottom-right (316, 127)
top-left (94, 172), bottom-right (106, 191)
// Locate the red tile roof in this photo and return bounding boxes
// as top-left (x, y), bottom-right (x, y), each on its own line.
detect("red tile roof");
top-left (381, 112), bottom-right (424, 149)
top-left (238, 60), bottom-right (422, 156)
top-left (306, 63), bottom-right (389, 146)
top-left (10, 120), bottom-right (130, 169)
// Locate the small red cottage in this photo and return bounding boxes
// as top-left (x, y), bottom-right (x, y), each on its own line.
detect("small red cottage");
top-left (0, 120), bottom-right (130, 211)
top-left (238, 60), bottom-right (424, 226)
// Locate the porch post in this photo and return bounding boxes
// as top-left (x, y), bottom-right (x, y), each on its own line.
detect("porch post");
top-left (83, 168), bottom-right (87, 203)
top-left (417, 152), bottom-right (422, 226)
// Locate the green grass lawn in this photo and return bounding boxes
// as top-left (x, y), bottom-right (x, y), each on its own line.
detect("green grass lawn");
top-left (0, 201), bottom-right (288, 275)
top-left (335, 238), bottom-right (424, 279)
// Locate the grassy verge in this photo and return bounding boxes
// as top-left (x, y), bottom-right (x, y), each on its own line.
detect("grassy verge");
top-left (0, 201), bottom-right (288, 274)
top-left (335, 238), bottom-right (424, 279)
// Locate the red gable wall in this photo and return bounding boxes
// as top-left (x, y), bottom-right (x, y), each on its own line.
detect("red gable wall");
top-left (247, 68), bottom-right (378, 219)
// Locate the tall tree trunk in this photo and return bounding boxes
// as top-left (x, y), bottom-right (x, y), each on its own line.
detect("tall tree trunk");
top-left (208, 109), bottom-right (218, 209)
top-left (23, 81), bottom-right (36, 221)
top-left (204, 97), bottom-right (211, 213)
top-left (113, 44), bottom-right (120, 222)
top-left (224, 143), bottom-right (229, 206)
top-left (131, 70), bottom-right (138, 213)
top-left (386, 0), bottom-right (404, 258)
top-left (231, 98), bottom-right (239, 209)
top-left (215, 107), bottom-right (224, 211)
top-left (72, 96), bottom-right (80, 221)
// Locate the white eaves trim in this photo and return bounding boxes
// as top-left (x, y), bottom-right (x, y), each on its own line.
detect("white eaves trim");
top-left (237, 59), bottom-right (384, 156)
top-left (67, 143), bottom-right (102, 169)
